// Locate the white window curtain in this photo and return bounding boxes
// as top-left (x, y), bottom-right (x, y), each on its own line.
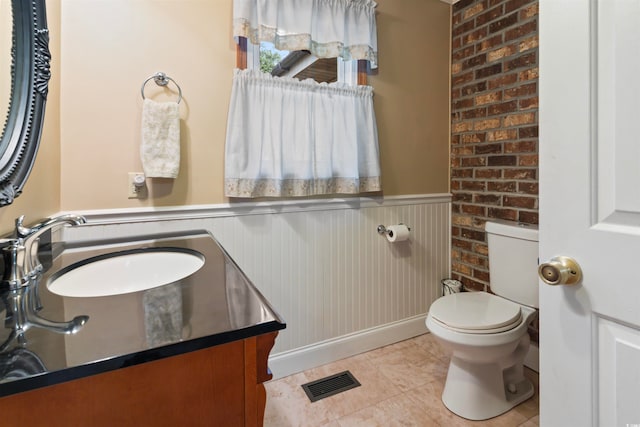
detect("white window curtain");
top-left (233, 0), bottom-right (378, 68)
top-left (224, 69), bottom-right (381, 197)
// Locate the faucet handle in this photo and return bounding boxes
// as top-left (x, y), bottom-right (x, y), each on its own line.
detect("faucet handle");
top-left (15, 215), bottom-right (33, 238)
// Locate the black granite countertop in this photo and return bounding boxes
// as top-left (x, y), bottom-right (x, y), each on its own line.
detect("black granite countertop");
top-left (0, 230), bottom-right (286, 397)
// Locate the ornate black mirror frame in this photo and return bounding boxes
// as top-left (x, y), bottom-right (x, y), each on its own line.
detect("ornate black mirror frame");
top-left (0, 0), bottom-right (49, 206)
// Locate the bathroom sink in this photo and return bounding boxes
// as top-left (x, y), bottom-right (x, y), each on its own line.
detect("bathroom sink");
top-left (47, 248), bottom-right (205, 297)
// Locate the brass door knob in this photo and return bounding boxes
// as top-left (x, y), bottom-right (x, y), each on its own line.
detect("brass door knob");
top-left (538, 256), bottom-right (582, 286)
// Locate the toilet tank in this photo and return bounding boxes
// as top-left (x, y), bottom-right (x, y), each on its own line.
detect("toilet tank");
top-left (485, 220), bottom-right (539, 308)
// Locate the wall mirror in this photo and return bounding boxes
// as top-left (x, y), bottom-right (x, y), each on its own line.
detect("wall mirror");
top-left (0, 0), bottom-right (49, 206)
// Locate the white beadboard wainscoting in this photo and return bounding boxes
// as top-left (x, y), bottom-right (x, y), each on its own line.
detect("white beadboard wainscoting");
top-left (59, 194), bottom-right (451, 378)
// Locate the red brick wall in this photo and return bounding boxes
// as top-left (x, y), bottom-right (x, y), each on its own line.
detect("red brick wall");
top-left (451, 0), bottom-right (539, 292)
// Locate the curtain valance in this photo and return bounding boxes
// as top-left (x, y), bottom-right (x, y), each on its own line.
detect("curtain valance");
top-left (233, 0), bottom-right (378, 68)
top-left (224, 69), bottom-right (381, 198)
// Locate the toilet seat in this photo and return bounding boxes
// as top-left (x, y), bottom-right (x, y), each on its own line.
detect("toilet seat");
top-left (429, 292), bottom-right (522, 334)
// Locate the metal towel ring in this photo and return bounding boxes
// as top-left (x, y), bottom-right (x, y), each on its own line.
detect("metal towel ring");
top-left (140, 72), bottom-right (182, 104)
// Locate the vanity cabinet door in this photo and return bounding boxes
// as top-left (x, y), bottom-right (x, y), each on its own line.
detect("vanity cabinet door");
top-left (0, 331), bottom-right (278, 426)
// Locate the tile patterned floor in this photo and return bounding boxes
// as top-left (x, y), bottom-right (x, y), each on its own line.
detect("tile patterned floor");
top-left (264, 333), bottom-right (539, 427)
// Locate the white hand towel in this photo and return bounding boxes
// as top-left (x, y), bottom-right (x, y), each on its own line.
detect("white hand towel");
top-left (140, 99), bottom-right (180, 178)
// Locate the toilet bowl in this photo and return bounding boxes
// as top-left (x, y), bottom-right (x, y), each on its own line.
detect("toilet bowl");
top-left (426, 292), bottom-right (536, 420)
top-left (425, 220), bottom-right (539, 421)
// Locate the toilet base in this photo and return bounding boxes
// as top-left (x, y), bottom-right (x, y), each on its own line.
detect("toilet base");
top-left (441, 335), bottom-right (534, 421)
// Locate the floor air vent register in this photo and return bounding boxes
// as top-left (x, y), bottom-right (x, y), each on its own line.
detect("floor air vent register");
top-left (301, 370), bottom-right (361, 402)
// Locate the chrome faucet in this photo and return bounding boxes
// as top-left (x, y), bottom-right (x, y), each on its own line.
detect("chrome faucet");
top-left (0, 238), bottom-right (28, 289)
top-left (0, 277), bottom-right (89, 352)
top-left (15, 214), bottom-right (86, 278)
top-left (0, 214), bottom-right (89, 349)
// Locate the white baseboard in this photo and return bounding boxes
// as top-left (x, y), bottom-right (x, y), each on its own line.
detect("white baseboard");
top-left (268, 316), bottom-right (540, 379)
top-left (268, 315), bottom-right (428, 380)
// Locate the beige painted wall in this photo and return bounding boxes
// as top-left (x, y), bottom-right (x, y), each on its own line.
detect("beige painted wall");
top-left (374, 0), bottom-right (451, 197)
top-left (58, 0), bottom-right (228, 210)
top-left (58, 0), bottom-right (450, 210)
top-left (0, 0), bottom-right (450, 221)
top-left (0, 0), bottom-right (61, 233)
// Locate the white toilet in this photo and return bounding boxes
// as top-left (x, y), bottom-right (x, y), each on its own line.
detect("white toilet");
top-left (426, 219), bottom-right (538, 421)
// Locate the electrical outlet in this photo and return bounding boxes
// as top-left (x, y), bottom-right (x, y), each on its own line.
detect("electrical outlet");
top-left (127, 172), bottom-right (146, 199)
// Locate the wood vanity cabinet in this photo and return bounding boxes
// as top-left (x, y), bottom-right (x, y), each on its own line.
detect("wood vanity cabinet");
top-left (0, 331), bottom-right (278, 427)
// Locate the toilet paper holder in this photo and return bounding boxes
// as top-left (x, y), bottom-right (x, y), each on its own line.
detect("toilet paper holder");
top-left (377, 224), bottom-right (411, 237)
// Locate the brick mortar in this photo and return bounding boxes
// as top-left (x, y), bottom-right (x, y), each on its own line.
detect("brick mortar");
top-left (450, 0), bottom-right (539, 293)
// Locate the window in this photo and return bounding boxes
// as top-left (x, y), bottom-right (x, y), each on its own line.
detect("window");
top-left (237, 38), bottom-right (368, 86)
top-left (259, 42), bottom-right (288, 74)
top-left (226, 1), bottom-right (380, 198)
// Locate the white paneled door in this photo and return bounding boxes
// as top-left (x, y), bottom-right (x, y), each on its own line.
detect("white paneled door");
top-left (540, 1), bottom-right (640, 426)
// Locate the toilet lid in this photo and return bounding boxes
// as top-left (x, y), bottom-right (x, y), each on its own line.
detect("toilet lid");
top-left (429, 292), bottom-right (522, 331)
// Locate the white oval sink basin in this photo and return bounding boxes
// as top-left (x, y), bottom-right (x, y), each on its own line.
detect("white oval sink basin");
top-left (48, 249), bottom-right (205, 297)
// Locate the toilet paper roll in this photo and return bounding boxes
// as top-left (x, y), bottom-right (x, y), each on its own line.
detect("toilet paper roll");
top-left (386, 224), bottom-right (410, 242)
